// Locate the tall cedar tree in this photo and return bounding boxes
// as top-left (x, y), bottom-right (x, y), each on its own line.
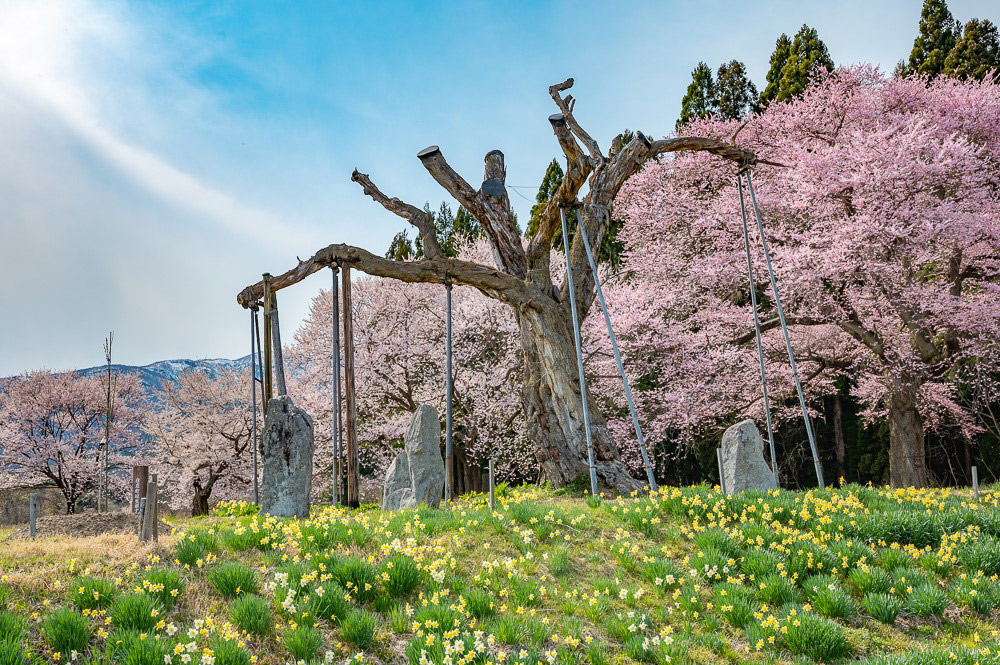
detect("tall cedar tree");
top-left (716, 60), bottom-right (759, 120)
top-left (385, 203), bottom-right (480, 259)
top-left (908, 0), bottom-right (961, 78)
top-left (944, 18), bottom-right (1000, 81)
top-left (775, 25), bottom-right (834, 102)
top-left (760, 34), bottom-right (792, 107)
top-left (678, 62), bottom-right (717, 126)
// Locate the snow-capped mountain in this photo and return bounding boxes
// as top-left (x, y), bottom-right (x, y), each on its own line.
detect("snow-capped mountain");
top-left (77, 356), bottom-right (252, 397)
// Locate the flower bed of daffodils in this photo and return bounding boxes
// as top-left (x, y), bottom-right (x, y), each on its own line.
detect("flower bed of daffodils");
top-left (0, 483), bottom-right (998, 665)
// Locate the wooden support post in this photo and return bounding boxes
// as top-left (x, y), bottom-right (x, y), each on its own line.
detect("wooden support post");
top-left (137, 498), bottom-right (146, 538)
top-left (151, 474), bottom-right (159, 543)
top-left (488, 458), bottom-right (495, 512)
top-left (262, 274), bottom-right (274, 412)
top-left (270, 292), bottom-right (288, 397)
top-left (29, 493), bottom-right (36, 538)
top-left (342, 265), bottom-right (360, 508)
top-left (972, 466), bottom-right (979, 500)
top-left (141, 477), bottom-right (156, 542)
top-left (717, 448), bottom-right (727, 497)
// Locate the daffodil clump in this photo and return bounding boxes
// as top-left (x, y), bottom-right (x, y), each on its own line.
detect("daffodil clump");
top-left (0, 484), bottom-right (997, 664)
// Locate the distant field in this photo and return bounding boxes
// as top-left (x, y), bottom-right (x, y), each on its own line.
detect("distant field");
top-left (0, 484), bottom-right (998, 664)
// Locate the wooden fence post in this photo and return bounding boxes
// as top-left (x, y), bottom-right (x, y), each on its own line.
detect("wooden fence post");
top-left (137, 498), bottom-right (147, 539)
top-left (488, 459), bottom-right (495, 512)
top-left (717, 448), bottom-right (727, 497)
top-left (972, 466), bottom-right (979, 500)
top-left (29, 493), bottom-right (36, 539)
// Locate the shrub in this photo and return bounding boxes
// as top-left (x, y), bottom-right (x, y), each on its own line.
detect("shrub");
top-left (907, 583), bottom-right (949, 617)
top-left (0, 611), bottom-right (25, 643)
top-left (333, 559), bottom-right (378, 603)
top-left (380, 555), bottom-right (422, 598)
top-left (110, 594), bottom-right (162, 632)
top-left (210, 637), bottom-right (251, 665)
top-left (303, 582), bottom-right (350, 624)
top-left (209, 562), bottom-right (258, 599)
top-left (42, 608), bottom-right (91, 656)
top-left (0, 638), bottom-right (36, 665)
top-left (757, 574), bottom-right (799, 607)
top-left (784, 612), bottom-right (850, 661)
top-left (282, 624), bottom-right (323, 662)
top-left (70, 577), bottom-right (116, 611)
top-left (849, 567), bottom-right (893, 596)
top-left (863, 592), bottom-right (903, 625)
top-left (229, 595), bottom-right (272, 636)
top-left (462, 588), bottom-right (495, 620)
top-left (341, 609), bottom-right (378, 650)
top-left (140, 569), bottom-right (183, 612)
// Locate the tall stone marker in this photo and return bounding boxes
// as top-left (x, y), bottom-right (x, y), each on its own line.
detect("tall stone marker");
top-left (383, 405), bottom-right (445, 510)
top-left (721, 419), bottom-right (778, 495)
top-left (260, 395), bottom-right (314, 518)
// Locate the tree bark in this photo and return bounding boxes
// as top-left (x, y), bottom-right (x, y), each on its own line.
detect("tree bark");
top-left (192, 478), bottom-right (211, 516)
top-left (888, 385), bottom-right (928, 488)
top-left (833, 394), bottom-right (847, 482)
top-left (519, 305), bottom-right (641, 492)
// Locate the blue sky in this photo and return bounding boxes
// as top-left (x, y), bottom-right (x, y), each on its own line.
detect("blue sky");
top-left (1, 0), bottom-right (997, 375)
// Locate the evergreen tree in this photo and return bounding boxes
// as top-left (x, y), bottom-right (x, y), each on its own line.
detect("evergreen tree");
top-left (526, 159), bottom-right (564, 238)
top-left (944, 18), bottom-right (1000, 81)
top-left (384, 201), bottom-right (481, 260)
top-left (759, 34), bottom-right (792, 107)
top-left (677, 62), bottom-right (717, 127)
top-left (907, 0), bottom-right (960, 78)
top-left (716, 60), bottom-right (759, 120)
top-left (775, 25), bottom-right (834, 102)
top-left (386, 231), bottom-right (415, 261)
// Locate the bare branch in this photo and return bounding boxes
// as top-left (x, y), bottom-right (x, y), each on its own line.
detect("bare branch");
top-left (549, 78), bottom-right (604, 166)
top-left (649, 137), bottom-right (758, 167)
top-left (728, 316), bottom-right (828, 345)
top-left (237, 243), bottom-right (539, 310)
top-left (351, 169), bottom-right (443, 259)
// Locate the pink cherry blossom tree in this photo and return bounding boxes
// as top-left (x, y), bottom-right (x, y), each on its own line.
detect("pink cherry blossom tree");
top-left (0, 370), bottom-right (150, 512)
top-left (146, 367), bottom-right (257, 514)
top-left (287, 239), bottom-right (531, 493)
top-left (611, 66), bottom-right (1000, 488)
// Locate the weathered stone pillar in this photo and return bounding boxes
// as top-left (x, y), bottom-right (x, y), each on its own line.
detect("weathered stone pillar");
top-left (383, 405), bottom-right (445, 510)
top-left (721, 419), bottom-right (778, 495)
top-left (260, 395), bottom-right (314, 518)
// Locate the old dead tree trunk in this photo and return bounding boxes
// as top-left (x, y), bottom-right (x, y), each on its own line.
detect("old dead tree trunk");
top-left (237, 79), bottom-right (756, 492)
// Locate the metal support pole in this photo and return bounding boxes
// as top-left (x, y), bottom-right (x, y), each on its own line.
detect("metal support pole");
top-left (560, 208), bottom-right (598, 496)
top-left (575, 209), bottom-right (657, 491)
top-left (737, 178), bottom-right (779, 487)
top-left (745, 171), bottom-right (824, 489)
top-left (342, 265), bottom-right (359, 508)
top-left (250, 309), bottom-right (260, 505)
top-left (445, 283), bottom-right (454, 502)
top-left (262, 274), bottom-right (274, 411)
top-left (331, 266), bottom-right (342, 506)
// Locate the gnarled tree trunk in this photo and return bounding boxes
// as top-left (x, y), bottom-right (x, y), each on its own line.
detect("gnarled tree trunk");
top-left (887, 385), bottom-right (928, 488)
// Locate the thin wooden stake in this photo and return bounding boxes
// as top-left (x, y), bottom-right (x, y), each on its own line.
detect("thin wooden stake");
top-left (151, 474), bottom-right (159, 543)
top-left (342, 265), bottom-right (360, 508)
top-left (972, 466), bottom-right (979, 500)
top-left (29, 493), bottom-right (36, 539)
top-left (137, 498), bottom-right (147, 539)
top-left (488, 458), bottom-right (495, 512)
top-left (141, 478), bottom-right (156, 542)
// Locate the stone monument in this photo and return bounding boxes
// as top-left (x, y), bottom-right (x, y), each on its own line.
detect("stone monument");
top-left (383, 405), bottom-right (445, 510)
top-left (260, 395), bottom-right (314, 518)
top-left (720, 419), bottom-right (778, 495)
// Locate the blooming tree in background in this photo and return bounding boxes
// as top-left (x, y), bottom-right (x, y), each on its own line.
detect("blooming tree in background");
top-left (147, 368), bottom-right (257, 514)
top-left (287, 239), bottom-right (530, 493)
top-left (610, 66), bottom-right (1000, 487)
top-left (0, 370), bottom-right (150, 512)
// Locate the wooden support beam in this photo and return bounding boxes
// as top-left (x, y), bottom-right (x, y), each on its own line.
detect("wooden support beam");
top-left (342, 265), bottom-right (360, 508)
top-left (262, 274), bottom-right (274, 411)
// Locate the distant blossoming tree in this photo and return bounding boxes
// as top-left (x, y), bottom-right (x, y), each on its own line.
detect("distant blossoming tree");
top-left (287, 239), bottom-right (531, 492)
top-left (0, 370), bottom-right (149, 512)
top-left (611, 66), bottom-right (1000, 487)
top-left (147, 368), bottom-right (256, 514)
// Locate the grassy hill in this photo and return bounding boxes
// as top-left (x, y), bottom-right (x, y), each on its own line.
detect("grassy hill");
top-left (0, 483), bottom-right (998, 664)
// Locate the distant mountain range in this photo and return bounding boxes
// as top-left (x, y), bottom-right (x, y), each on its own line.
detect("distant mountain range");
top-left (77, 356), bottom-right (252, 398)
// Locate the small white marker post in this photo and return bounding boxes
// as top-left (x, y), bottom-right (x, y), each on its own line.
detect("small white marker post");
top-left (972, 466), bottom-right (979, 500)
top-left (29, 493), bottom-right (36, 539)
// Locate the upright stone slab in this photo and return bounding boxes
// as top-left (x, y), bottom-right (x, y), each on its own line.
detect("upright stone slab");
top-left (382, 404), bottom-right (445, 510)
top-left (721, 419), bottom-right (777, 495)
top-left (260, 396), bottom-right (314, 518)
